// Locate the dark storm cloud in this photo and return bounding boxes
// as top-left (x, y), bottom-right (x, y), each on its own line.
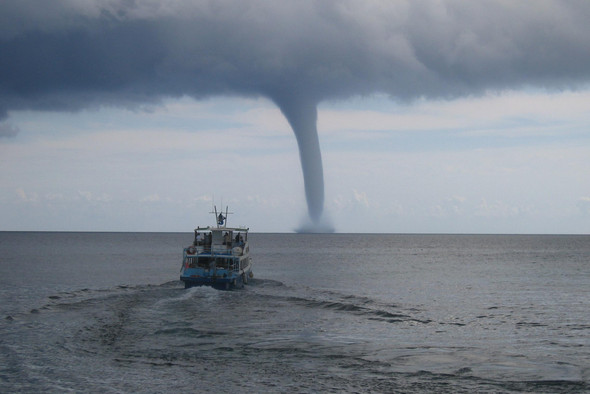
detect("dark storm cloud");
top-left (3, 0), bottom-right (589, 116)
top-left (2, 0), bottom-right (590, 223)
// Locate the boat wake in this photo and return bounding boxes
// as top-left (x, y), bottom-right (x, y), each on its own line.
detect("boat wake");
top-left (2, 280), bottom-right (588, 393)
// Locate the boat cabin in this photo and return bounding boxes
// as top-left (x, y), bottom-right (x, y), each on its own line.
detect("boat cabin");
top-left (192, 227), bottom-right (248, 252)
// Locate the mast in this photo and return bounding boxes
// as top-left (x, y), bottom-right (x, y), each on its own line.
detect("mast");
top-left (211, 205), bottom-right (233, 228)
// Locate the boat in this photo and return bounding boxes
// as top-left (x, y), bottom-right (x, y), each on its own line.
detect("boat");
top-left (180, 206), bottom-right (253, 290)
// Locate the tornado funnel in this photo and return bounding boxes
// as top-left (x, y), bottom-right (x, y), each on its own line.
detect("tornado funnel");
top-left (273, 97), bottom-right (324, 224)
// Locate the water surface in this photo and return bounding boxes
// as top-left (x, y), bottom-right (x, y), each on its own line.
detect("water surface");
top-left (1, 232), bottom-right (588, 392)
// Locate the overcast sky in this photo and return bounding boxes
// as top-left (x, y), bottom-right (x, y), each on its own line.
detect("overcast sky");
top-left (1, 0), bottom-right (589, 233)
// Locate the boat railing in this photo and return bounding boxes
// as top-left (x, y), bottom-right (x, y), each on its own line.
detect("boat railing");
top-left (185, 243), bottom-right (246, 256)
top-left (211, 245), bottom-right (233, 254)
top-left (182, 248), bottom-right (241, 273)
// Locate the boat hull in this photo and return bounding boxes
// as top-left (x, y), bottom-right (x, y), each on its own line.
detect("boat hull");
top-left (180, 266), bottom-right (253, 290)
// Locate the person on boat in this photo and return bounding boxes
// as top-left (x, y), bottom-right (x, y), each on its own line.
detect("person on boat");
top-left (223, 232), bottom-right (230, 245)
top-left (196, 232), bottom-right (203, 245)
top-left (204, 233), bottom-right (211, 251)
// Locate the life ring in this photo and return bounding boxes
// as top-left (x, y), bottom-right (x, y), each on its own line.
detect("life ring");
top-left (187, 246), bottom-right (196, 255)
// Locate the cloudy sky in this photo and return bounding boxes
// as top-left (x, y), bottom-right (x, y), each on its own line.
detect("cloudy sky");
top-left (1, 0), bottom-right (589, 233)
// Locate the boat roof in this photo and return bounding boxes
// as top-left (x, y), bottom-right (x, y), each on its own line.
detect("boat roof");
top-left (195, 226), bottom-right (249, 232)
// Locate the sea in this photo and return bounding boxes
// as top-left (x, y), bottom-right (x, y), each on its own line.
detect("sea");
top-left (0, 232), bottom-right (589, 393)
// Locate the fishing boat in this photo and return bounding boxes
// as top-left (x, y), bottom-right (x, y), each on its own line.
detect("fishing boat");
top-left (180, 206), bottom-right (253, 290)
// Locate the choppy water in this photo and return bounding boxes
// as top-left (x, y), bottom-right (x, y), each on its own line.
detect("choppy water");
top-left (1, 232), bottom-right (589, 393)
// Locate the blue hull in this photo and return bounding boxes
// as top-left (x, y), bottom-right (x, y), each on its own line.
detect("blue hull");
top-left (181, 273), bottom-right (246, 290)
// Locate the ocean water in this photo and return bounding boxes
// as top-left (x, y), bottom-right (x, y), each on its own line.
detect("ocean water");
top-left (1, 232), bottom-right (589, 393)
